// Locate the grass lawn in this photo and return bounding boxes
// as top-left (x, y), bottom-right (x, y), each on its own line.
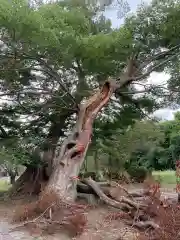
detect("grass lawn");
top-left (152, 170), bottom-right (176, 186)
top-left (0, 179), bottom-right (11, 192)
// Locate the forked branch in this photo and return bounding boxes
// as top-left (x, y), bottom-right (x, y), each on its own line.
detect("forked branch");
top-left (84, 177), bottom-right (143, 210)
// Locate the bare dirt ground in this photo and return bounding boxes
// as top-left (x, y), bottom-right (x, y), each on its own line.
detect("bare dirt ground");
top-left (0, 185), bottom-right (178, 240)
top-left (0, 199), bottom-right (71, 240)
top-left (0, 202), bottom-right (138, 240)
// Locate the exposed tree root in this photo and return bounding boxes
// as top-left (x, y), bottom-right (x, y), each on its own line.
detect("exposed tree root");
top-left (11, 173), bottom-right (180, 239)
top-left (12, 161), bottom-right (178, 240)
top-left (12, 190), bottom-right (90, 237)
top-left (77, 181), bottom-right (110, 195)
top-left (127, 220), bottom-right (160, 229)
top-left (8, 166), bottom-right (48, 198)
top-left (84, 177), bottom-right (144, 210)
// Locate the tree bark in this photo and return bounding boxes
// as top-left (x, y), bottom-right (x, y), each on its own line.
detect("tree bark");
top-left (43, 81), bottom-right (117, 201)
top-left (84, 177), bottom-right (141, 210)
top-left (10, 111), bottom-right (74, 196)
top-left (10, 174), bottom-right (16, 185)
top-left (42, 111), bottom-right (73, 178)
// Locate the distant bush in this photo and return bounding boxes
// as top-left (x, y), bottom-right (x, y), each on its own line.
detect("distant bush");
top-left (127, 166), bottom-right (148, 183)
top-left (102, 169), bottom-right (130, 183)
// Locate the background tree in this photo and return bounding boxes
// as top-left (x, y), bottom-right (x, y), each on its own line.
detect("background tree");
top-left (0, 139), bottom-right (29, 184)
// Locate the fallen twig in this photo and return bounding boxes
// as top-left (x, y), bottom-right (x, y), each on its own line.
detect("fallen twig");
top-left (10, 203), bottom-right (55, 232)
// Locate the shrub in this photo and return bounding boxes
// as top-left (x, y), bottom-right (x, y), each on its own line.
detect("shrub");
top-left (127, 166), bottom-right (148, 183)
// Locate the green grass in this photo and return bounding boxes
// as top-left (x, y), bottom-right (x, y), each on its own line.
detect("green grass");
top-left (152, 170), bottom-right (176, 185)
top-left (0, 179), bottom-right (11, 192)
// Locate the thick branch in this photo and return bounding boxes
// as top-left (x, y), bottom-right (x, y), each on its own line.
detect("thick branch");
top-left (140, 43), bottom-right (180, 69)
top-left (136, 52), bottom-right (179, 80)
top-left (84, 177), bottom-right (141, 210)
top-left (116, 56), bottom-right (138, 87)
top-left (77, 181), bottom-right (110, 194)
top-left (58, 80), bottom-right (117, 166)
top-left (131, 220), bottom-right (160, 229)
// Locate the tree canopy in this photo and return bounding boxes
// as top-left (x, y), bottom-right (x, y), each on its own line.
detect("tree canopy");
top-left (0, 0), bottom-right (180, 178)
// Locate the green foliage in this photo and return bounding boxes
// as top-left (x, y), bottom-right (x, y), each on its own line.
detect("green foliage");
top-left (0, 0), bottom-right (180, 177)
top-left (126, 112), bottom-right (180, 173)
top-left (100, 120), bottom-right (164, 165)
top-left (0, 0), bottom-right (136, 146)
top-left (88, 112), bottom-right (180, 179)
top-left (169, 135), bottom-right (180, 160)
top-left (0, 142), bottom-right (28, 175)
top-left (126, 166), bottom-right (147, 183)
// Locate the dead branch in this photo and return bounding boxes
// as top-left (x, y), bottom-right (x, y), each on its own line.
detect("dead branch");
top-left (132, 220), bottom-right (160, 230)
top-left (139, 43), bottom-right (180, 69)
top-left (77, 181), bottom-right (110, 194)
top-left (10, 203), bottom-right (55, 231)
top-left (110, 181), bottom-right (134, 199)
top-left (136, 52), bottom-right (179, 81)
top-left (84, 177), bottom-right (144, 210)
top-left (130, 192), bottom-right (144, 198)
top-left (116, 56), bottom-right (138, 87)
top-left (77, 193), bottom-right (98, 205)
top-left (77, 181), bottom-right (145, 200)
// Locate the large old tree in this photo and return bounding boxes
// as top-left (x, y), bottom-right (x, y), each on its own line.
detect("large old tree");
top-left (0, 0), bottom-right (180, 202)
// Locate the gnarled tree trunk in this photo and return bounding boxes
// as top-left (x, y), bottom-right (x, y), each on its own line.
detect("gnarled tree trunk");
top-left (14, 58), bottom-right (136, 200)
top-left (44, 81), bottom-right (117, 201)
top-left (42, 120), bottom-right (67, 178)
top-left (10, 112), bottom-right (73, 197)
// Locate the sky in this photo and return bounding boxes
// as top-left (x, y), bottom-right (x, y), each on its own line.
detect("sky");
top-left (104, 0), bottom-right (180, 120)
top-left (105, 0), bottom-right (145, 27)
